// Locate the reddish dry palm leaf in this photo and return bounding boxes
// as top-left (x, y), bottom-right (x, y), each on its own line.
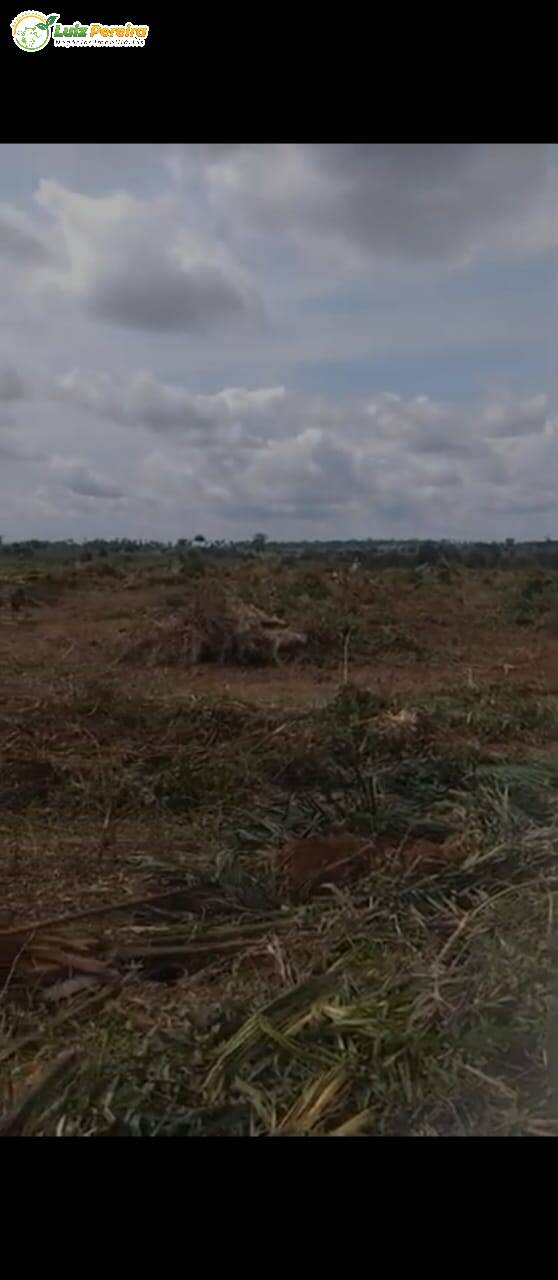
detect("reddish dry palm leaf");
top-left (275, 830), bottom-right (470, 895)
top-left (275, 833), bottom-right (375, 894)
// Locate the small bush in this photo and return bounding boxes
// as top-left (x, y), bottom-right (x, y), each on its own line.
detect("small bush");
top-left (179, 552), bottom-right (206, 579)
top-left (95, 560), bottom-right (122, 578)
top-left (510, 575), bottom-right (558, 625)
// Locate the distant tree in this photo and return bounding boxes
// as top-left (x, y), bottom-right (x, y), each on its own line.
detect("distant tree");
top-left (252, 532), bottom-right (268, 552)
top-left (194, 534), bottom-right (205, 544)
top-left (419, 541), bottom-right (439, 565)
top-left (464, 546), bottom-right (489, 569)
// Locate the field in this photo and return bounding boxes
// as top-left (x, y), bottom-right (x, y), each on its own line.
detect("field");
top-left (3, 551), bottom-right (558, 1136)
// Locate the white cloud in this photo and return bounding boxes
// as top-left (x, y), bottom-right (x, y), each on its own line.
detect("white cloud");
top-left (0, 367), bottom-right (26, 401)
top-left (40, 368), bottom-right (554, 532)
top-left (54, 369), bottom-right (287, 440)
top-left (0, 202), bottom-right (49, 264)
top-left (49, 456), bottom-right (124, 499)
top-left (31, 181), bottom-right (261, 333)
top-left (199, 143), bottom-right (557, 265)
top-left (0, 144), bottom-right (556, 541)
top-left (480, 394), bottom-right (553, 438)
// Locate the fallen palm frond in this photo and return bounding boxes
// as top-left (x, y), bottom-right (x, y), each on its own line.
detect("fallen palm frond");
top-left (194, 862), bottom-right (558, 1135)
top-left (204, 963), bottom-right (347, 1100)
top-left (4, 610), bottom-right (558, 1135)
top-left (0, 1049), bottom-right (82, 1137)
top-left (276, 1065), bottom-right (349, 1134)
top-left (0, 986), bottom-right (117, 1064)
top-left (0, 926), bottom-right (119, 995)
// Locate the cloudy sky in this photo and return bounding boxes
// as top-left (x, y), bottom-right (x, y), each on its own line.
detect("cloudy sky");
top-left (0, 142), bottom-right (556, 542)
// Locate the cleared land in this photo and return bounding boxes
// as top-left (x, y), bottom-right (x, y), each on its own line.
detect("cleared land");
top-left (2, 552), bottom-right (558, 1136)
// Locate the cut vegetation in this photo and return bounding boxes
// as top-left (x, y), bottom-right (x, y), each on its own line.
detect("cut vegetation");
top-left (2, 552), bottom-right (558, 1135)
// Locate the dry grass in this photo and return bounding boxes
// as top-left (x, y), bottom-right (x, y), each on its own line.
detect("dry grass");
top-left (3, 557), bottom-right (558, 1135)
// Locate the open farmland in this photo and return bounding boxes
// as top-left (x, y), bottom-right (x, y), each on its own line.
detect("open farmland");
top-left (3, 550), bottom-right (558, 1136)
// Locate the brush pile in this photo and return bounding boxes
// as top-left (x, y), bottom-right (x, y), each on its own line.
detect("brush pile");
top-left (120, 584), bottom-right (308, 667)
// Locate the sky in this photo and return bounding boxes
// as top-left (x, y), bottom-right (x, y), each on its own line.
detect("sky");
top-left (0, 142), bottom-right (556, 543)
